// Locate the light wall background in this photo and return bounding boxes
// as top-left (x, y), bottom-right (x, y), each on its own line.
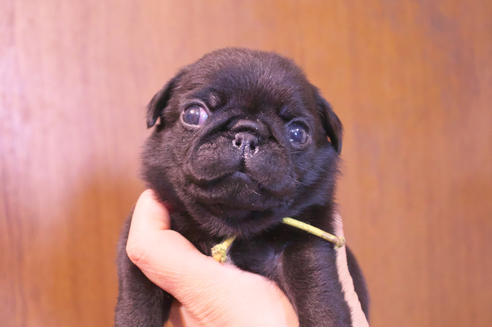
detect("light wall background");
top-left (1, 0), bottom-right (491, 326)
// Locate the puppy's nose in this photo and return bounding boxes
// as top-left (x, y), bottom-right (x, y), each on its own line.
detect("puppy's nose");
top-left (233, 132), bottom-right (259, 156)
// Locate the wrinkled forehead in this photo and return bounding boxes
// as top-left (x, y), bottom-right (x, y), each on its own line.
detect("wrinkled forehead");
top-left (179, 57), bottom-right (315, 116)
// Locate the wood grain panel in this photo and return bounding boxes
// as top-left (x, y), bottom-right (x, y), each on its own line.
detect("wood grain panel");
top-left (1, 0), bottom-right (491, 325)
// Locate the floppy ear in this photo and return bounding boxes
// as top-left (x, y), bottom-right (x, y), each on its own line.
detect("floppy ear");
top-left (315, 90), bottom-right (343, 154)
top-left (146, 71), bottom-right (184, 128)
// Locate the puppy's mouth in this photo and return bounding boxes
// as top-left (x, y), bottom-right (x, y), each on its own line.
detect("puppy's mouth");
top-left (186, 169), bottom-right (277, 210)
top-left (182, 165), bottom-right (295, 237)
top-left (227, 171), bottom-right (254, 184)
top-left (185, 158), bottom-right (296, 206)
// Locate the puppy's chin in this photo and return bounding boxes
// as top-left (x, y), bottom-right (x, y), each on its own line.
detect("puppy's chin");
top-left (187, 197), bottom-right (293, 238)
top-left (183, 172), bottom-right (294, 237)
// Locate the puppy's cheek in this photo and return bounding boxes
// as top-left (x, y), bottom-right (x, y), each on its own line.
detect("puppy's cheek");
top-left (187, 136), bottom-right (241, 181)
top-left (246, 148), bottom-right (297, 196)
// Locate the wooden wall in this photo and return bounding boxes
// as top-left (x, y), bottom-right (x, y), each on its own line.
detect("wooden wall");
top-left (1, 0), bottom-right (491, 325)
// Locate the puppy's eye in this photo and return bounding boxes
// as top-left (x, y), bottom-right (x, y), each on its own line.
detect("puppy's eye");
top-left (287, 122), bottom-right (310, 146)
top-left (181, 104), bottom-right (209, 127)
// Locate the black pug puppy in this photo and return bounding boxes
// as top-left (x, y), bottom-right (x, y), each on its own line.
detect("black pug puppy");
top-left (115, 48), bottom-right (369, 326)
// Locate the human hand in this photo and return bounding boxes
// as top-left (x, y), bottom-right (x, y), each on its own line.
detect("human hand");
top-left (126, 190), bottom-right (299, 326)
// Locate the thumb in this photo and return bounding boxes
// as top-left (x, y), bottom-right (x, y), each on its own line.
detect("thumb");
top-left (126, 190), bottom-right (216, 294)
top-left (126, 190), bottom-right (197, 288)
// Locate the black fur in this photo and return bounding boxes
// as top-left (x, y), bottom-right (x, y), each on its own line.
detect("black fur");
top-left (115, 48), bottom-right (369, 326)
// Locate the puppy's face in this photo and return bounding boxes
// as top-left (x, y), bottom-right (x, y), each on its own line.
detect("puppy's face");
top-left (143, 49), bottom-right (342, 237)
